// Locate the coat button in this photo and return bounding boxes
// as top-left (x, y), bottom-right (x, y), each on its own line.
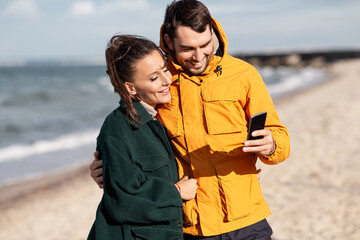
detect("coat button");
top-left (178, 222), bottom-right (182, 228)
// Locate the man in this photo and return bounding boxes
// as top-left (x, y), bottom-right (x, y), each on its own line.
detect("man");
top-left (91, 0), bottom-right (290, 239)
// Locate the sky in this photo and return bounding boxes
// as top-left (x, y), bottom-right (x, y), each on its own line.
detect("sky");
top-left (0, 0), bottom-right (359, 61)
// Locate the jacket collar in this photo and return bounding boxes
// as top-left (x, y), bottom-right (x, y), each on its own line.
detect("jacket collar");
top-left (140, 101), bottom-right (158, 120)
top-left (120, 100), bottom-right (153, 128)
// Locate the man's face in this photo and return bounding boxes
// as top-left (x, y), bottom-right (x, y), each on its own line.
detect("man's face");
top-left (167, 25), bottom-right (214, 75)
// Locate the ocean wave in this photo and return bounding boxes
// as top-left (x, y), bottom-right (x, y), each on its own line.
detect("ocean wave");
top-left (1, 91), bottom-right (52, 107)
top-left (0, 130), bottom-right (98, 163)
top-left (267, 67), bottom-right (327, 98)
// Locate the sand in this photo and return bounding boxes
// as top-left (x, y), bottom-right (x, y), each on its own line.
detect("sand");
top-left (259, 59), bottom-right (360, 240)
top-left (1, 59), bottom-right (359, 240)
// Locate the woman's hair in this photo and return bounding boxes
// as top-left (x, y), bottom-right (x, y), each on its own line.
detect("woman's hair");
top-left (105, 34), bottom-right (162, 124)
top-left (163, 0), bottom-right (212, 41)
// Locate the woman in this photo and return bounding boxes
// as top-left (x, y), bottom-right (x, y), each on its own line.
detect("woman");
top-left (88, 35), bottom-right (197, 240)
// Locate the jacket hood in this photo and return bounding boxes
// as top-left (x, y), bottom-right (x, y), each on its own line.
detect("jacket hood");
top-left (159, 17), bottom-right (228, 74)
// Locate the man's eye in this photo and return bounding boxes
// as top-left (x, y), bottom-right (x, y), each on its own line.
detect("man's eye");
top-left (201, 43), bottom-right (210, 48)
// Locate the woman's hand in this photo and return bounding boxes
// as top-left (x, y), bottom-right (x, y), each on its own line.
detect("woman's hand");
top-left (175, 175), bottom-right (198, 200)
top-left (256, 169), bottom-right (261, 181)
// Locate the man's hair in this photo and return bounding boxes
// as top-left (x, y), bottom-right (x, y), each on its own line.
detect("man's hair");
top-left (163, 0), bottom-right (212, 40)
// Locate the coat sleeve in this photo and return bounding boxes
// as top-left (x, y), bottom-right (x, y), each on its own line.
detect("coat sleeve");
top-left (99, 135), bottom-right (183, 225)
top-left (245, 68), bottom-right (291, 165)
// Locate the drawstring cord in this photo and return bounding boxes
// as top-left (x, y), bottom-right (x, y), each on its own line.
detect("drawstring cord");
top-left (215, 65), bottom-right (222, 76)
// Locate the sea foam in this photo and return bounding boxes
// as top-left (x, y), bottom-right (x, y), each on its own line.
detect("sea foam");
top-left (0, 131), bottom-right (98, 163)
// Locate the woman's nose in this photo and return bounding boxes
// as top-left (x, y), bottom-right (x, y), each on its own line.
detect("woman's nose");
top-left (162, 73), bottom-right (171, 85)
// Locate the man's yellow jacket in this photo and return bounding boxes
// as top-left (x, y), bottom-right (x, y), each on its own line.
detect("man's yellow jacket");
top-left (157, 18), bottom-right (291, 237)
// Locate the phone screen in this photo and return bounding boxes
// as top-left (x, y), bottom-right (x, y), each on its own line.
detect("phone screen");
top-left (247, 112), bottom-right (267, 140)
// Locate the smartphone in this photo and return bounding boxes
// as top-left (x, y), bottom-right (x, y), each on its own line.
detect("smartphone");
top-left (247, 111), bottom-right (267, 140)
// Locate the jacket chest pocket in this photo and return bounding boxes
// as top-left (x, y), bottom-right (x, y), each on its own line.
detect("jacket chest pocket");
top-left (202, 85), bottom-right (247, 135)
top-left (136, 155), bottom-right (170, 179)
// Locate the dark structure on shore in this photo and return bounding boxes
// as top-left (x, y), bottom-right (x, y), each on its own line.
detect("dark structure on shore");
top-left (234, 49), bottom-right (360, 67)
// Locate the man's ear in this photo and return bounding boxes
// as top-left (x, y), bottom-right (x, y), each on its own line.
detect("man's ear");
top-left (164, 34), bottom-right (174, 50)
top-left (124, 82), bottom-right (137, 96)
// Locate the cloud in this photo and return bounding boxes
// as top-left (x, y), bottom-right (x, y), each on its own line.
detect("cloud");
top-left (67, 0), bottom-right (149, 18)
top-left (100, 0), bottom-right (150, 13)
top-left (69, 1), bottom-right (96, 17)
top-left (1, 0), bottom-right (39, 20)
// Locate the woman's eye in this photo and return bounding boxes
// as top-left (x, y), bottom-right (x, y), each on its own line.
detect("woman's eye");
top-left (150, 76), bottom-right (158, 81)
top-left (163, 68), bottom-right (169, 72)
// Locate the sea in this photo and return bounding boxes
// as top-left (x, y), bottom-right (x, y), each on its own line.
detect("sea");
top-left (0, 59), bottom-right (327, 187)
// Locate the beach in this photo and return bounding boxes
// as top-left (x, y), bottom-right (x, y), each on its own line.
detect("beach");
top-left (1, 59), bottom-right (359, 240)
top-left (260, 58), bottom-right (360, 240)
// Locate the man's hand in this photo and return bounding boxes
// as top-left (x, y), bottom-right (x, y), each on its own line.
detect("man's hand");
top-left (243, 129), bottom-right (276, 156)
top-left (90, 151), bottom-right (104, 189)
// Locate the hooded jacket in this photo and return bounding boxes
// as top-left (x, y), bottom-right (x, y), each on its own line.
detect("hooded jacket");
top-left (156, 18), bottom-right (290, 236)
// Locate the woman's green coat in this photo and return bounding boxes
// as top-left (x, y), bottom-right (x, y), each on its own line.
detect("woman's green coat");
top-left (88, 101), bottom-right (183, 240)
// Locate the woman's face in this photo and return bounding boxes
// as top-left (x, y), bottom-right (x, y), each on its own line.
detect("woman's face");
top-left (128, 50), bottom-right (172, 108)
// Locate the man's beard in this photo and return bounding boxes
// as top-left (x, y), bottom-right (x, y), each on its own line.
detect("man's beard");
top-left (173, 49), bottom-right (213, 76)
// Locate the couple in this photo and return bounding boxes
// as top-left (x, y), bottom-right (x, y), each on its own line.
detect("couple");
top-left (88, 0), bottom-right (290, 239)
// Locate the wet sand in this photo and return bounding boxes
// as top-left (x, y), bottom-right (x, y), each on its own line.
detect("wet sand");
top-left (1, 59), bottom-right (359, 240)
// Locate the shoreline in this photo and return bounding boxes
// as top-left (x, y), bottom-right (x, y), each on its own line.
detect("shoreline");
top-left (0, 73), bottom-right (324, 205)
top-left (0, 164), bottom-right (90, 205)
top-left (0, 65), bottom-right (328, 203)
top-left (1, 58), bottom-right (359, 239)
top-left (273, 66), bottom-right (336, 105)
